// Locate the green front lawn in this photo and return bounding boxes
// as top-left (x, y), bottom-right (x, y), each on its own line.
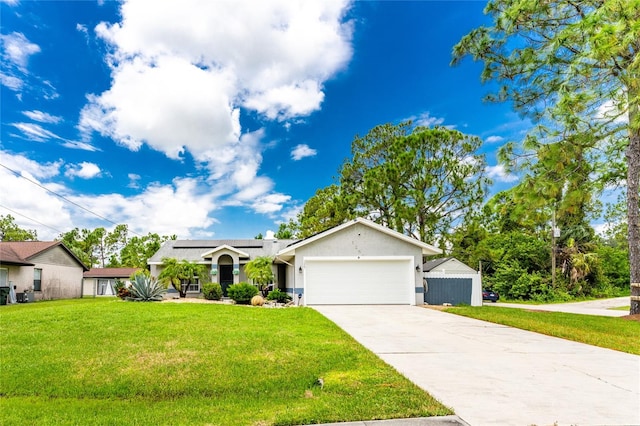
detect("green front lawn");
top-left (444, 306), bottom-right (640, 355)
top-left (0, 299), bottom-right (451, 425)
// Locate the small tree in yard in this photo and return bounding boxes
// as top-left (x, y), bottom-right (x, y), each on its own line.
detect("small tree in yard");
top-left (158, 257), bottom-right (208, 298)
top-left (244, 256), bottom-right (275, 296)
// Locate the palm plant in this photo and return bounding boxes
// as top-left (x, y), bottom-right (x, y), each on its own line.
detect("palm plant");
top-left (128, 274), bottom-right (166, 301)
top-left (244, 256), bottom-right (275, 296)
top-left (158, 257), bottom-right (208, 297)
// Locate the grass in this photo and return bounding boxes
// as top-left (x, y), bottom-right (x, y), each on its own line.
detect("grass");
top-left (0, 299), bottom-right (451, 425)
top-left (609, 305), bottom-right (631, 311)
top-left (444, 306), bottom-right (640, 355)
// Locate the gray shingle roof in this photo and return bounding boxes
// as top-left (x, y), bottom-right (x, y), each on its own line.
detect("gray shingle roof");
top-left (148, 239), bottom-right (299, 263)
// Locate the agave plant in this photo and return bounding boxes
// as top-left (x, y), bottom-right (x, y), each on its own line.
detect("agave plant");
top-left (128, 274), bottom-right (166, 302)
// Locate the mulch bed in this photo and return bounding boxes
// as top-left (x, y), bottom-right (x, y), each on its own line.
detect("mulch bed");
top-left (620, 314), bottom-right (640, 322)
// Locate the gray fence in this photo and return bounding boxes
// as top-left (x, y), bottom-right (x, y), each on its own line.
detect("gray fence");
top-left (424, 277), bottom-right (472, 306)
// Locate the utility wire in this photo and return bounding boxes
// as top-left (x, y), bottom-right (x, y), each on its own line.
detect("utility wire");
top-left (0, 162), bottom-right (143, 237)
top-left (0, 204), bottom-right (65, 236)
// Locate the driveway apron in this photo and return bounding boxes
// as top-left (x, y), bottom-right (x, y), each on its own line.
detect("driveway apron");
top-left (313, 305), bottom-right (640, 426)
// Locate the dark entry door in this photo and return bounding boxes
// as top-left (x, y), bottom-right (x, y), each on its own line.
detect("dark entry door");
top-left (220, 265), bottom-right (233, 296)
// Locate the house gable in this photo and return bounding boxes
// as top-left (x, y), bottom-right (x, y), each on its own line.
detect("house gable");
top-left (200, 244), bottom-right (250, 259)
top-left (277, 217), bottom-right (441, 260)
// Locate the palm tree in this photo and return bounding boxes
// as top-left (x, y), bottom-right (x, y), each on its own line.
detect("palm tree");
top-left (244, 256), bottom-right (275, 296)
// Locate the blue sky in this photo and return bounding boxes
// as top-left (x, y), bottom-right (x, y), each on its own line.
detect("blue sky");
top-left (1, 0), bottom-right (528, 241)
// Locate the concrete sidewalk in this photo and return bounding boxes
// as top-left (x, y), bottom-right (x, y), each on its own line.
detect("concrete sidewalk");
top-left (314, 305), bottom-right (640, 426)
top-left (312, 415), bottom-right (469, 426)
top-left (487, 296), bottom-right (631, 317)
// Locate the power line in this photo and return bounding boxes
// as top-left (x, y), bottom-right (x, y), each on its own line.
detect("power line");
top-left (0, 204), bottom-right (65, 236)
top-left (0, 162), bottom-right (143, 237)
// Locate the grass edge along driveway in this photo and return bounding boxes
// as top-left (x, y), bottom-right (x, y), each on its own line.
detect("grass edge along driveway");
top-left (0, 299), bottom-right (451, 425)
top-left (444, 306), bottom-right (640, 355)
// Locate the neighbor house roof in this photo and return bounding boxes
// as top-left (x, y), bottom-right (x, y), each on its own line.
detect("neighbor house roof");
top-left (422, 257), bottom-right (453, 272)
top-left (0, 241), bottom-right (88, 270)
top-left (423, 257), bottom-right (477, 273)
top-left (0, 243), bottom-right (35, 266)
top-left (276, 217), bottom-right (442, 259)
top-left (84, 267), bottom-right (141, 278)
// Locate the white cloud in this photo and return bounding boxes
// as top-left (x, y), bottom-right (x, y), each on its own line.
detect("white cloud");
top-left (65, 162), bottom-right (102, 179)
top-left (410, 111), bottom-right (445, 128)
top-left (61, 140), bottom-right (100, 151)
top-left (70, 178), bottom-right (218, 238)
top-left (79, 0), bottom-right (353, 217)
top-left (0, 32), bottom-right (40, 69)
top-left (76, 23), bottom-right (89, 38)
top-left (596, 99), bottom-right (628, 124)
top-left (0, 151), bottom-right (219, 239)
top-left (11, 122), bottom-right (60, 142)
top-left (0, 72), bottom-right (23, 91)
top-left (252, 193), bottom-right (291, 214)
top-left (291, 144), bottom-right (317, 160)
top-left (485, 135), bottom-right (504, 144)
top-left (486, 164), bottom-right (518, 183)
top-left (23, 110), bottom-right (62, 124)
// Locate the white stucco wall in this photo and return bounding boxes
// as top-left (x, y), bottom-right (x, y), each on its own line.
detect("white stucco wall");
top-left (287, 223), bottom-right (424, 305)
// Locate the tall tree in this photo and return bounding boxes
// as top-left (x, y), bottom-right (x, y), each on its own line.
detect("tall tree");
top-left (274, 221), bottom-right (296, 239)
top-left (0, 215), bottom-right (38, 241)
top-left (340, 123), bottom-right (490, 242)
top-left (453, 0), bottom-right (640, 313)
top-left (296, 184), bottom-right (354, 238)
top-left (115, 232), bottom-right (175, 268)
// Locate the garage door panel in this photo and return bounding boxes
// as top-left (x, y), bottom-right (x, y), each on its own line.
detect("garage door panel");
top-left (305, 258), bottom-right (412, 305)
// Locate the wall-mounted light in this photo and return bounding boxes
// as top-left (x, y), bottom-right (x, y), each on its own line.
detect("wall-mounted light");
top-left (415, 265), bottom-right (421, 272)
top-left (298, 266), bottom-right (302, 273)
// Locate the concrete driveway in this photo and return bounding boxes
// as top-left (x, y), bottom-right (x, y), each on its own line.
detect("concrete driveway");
top-left (487, 296), bottom-right (631, 317)
top-left (314, 305), bottom-right (640, 426)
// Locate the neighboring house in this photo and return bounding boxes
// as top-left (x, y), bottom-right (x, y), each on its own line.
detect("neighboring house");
top-left (149, 217), bottom-right (442, 305)
top-left (82, 267), bottom-right (141, 297)
top-left (0, 241), bottom-right (88, 301)
top-left (423, 257), bottom-right (482, 306)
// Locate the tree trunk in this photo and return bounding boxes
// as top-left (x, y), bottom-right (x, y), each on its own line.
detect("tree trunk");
top-left (628, 127), bottom-right (640, 315)
top-left (628, 80), bottom-right (640, 314)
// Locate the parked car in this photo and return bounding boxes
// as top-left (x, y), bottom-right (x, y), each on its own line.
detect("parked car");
top-left (482, 289), bottom-right (499, 303)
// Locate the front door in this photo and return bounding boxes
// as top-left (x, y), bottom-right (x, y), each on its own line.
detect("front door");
top-left (219, 265), bottom-right (233, 296)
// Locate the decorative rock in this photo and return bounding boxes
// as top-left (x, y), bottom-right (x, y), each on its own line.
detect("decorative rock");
top-left (251, 295), bottom-right (265, 306)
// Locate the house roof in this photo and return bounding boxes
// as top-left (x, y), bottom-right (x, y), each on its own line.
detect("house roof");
top-left (0, 244), bottom-right (35, 266)
top-left (148, 238), bottom-right (297, 264)
top-left (0, 241), bottom-right (88, 270)
top-left (200, 244), bottom-right (250, 259)
top-left (276, 217), bottom-right (442, 259)
top-left (84, 267), bottom-right (141, 278)
top-left (422, 257), bottom-right (453, 271)
top-left (423, 257), bottom-right (477, 273)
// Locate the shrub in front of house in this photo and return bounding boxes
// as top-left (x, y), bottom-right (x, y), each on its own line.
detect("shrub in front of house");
top-left (128, 274), bottom-right (166, 302)
top-left (202, 283), bottom-right (223, 300)
top-left (114, 279), bottom-right (131, 300)
top-left (251, 295), bottom-right (265, 306)
top-left (227, 282), bottom-right (258, 304)
top-left (266, 288), bottom-right (292, 303)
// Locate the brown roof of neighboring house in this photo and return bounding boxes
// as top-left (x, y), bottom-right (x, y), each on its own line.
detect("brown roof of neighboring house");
top-left (0, 244), bottom-right (35, 266)
top-left (2, 241), bottom-right (60, 259)
top-left (84, 268), bottom-right (141, 278)
top-left (0, 241), bottom-right (89, 270)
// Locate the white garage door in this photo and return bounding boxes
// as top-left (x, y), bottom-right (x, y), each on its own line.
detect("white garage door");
top-left (304, 257), bottom-right (414, 305)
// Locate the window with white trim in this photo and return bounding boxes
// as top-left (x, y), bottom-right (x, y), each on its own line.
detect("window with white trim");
top-left (34, 268), bottom-right (42, 291)
top-left (182, 278), bottom-right (200, 293)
